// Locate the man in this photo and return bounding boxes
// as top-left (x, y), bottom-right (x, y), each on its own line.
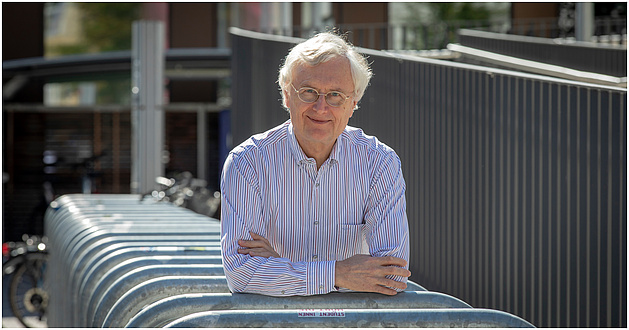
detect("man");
top-left (220, 32), bottom-right (410, 297)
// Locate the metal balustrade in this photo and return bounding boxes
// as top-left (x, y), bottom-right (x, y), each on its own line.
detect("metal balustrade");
top-left (457, 28), bottom-right (627, 78)
top-left (45, 194), bottom-right (534, 328)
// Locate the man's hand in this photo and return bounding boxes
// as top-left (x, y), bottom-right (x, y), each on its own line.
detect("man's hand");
top-left (237, 232), bottom-right (280, 258)
top-left (335, 254), bottom-right (411, 296)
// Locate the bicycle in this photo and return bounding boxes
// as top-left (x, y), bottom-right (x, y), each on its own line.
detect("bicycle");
top-left (140, 171), bottom-right (221, 219)
top-left (2, 235), bottom-right (49, 328)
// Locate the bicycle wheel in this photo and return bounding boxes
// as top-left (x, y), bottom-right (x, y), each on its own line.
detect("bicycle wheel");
top-left (9, 253), bottom-right (48, 328)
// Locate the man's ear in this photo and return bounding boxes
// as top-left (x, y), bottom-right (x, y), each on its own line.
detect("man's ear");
top-left (350, 100), bottom-right (358, 116)
top-left (283, 88), bottom-right (291, 109)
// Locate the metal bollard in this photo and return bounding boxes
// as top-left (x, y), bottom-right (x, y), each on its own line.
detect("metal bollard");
top-left (100, 276), bottom-right (230, 328)
top-left (126, 291), bottom-right (472, 328)
top-left (164, 308), bottom-right (536, 328)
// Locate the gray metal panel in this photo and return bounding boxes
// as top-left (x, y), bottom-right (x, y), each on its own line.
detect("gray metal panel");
top-left (230, 30), bottom-right (292, 147)
top-left (229, 28), bottom-right (627, 328)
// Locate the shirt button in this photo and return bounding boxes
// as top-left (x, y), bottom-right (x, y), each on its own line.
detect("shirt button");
top-left (281, 290), bottom-right (285, 294)
top-left (313, 255), bottom-right (318, 260)
top-left (315, 182), bottom-right (320, 187)
top-left (314, 221), bottom-right (319, 225)
top-left (319, 285), bottom-right (324, 290)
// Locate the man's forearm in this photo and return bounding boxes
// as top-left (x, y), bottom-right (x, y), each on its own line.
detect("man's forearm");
top-left (221, 252), bottom-right (338, 296)
top-left (334, 254), bottom-right (411, 295)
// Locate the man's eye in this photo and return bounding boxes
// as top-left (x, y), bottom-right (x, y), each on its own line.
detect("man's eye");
top-left (329, 92), bottom-right (342, 97)
top-left (303, 89), bottom-right (318, 95)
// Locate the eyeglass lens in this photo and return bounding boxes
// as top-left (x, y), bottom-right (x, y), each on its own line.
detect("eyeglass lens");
top-left (298, 88), bottom-right (347, 107)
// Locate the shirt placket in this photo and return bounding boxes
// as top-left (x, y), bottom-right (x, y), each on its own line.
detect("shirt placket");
top-left (313, 161), bottom-right (332, 293)
top-left (301, 158), bottom-right (334, 294)
top-left (307, 161), bottom-right (322, 263)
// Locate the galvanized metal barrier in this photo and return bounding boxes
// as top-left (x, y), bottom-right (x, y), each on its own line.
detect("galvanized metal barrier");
top-left (164, 308), bottom-right (534, 328)
top-left (85, 257), bottom-right (224, 326)
top-left (125, 291), bottom-right (471, 328)
top-left (88, 266), bottom-right (225, 327)
top-left (100, 276), bottom-right (230, 327)
top-left (45, 194), bottom-right (534, 328)
top-left (44, 194), bottom-right (223, 327)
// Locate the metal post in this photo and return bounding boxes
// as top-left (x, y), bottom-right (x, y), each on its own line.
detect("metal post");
top-left (575, 2), bottom-right (594, 42)
top-left (217, 3), bottom-right (227, 48)
top-left (230, 3), bottom-right (240, 32)
top-left (311, 3), bottom-right (322, 31)
top-left (260, 3), bottom-right (271, 33)
top-left (281, 2), bottom-right (292, 36)
top-left (131, 20), bottom-right (165, 194)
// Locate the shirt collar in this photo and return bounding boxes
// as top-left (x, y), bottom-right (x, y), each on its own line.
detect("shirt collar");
top-left (287, 121), bottom-right (343, 166)
top-left (287, 121), bottom-right (310, 165)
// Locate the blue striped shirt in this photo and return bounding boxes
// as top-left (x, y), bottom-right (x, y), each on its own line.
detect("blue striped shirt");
top-left (220, 120), bottom-right (410, 296)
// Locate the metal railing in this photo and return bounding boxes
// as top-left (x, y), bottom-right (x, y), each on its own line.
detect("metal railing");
top-left (257, 20), bottom-right (509, 51)
top-left (456, 29), bottom-right (627, 78)
top-left (44, 194), bottom-right (534, 327)
top-left (253, 16), bottom-right (626, 51)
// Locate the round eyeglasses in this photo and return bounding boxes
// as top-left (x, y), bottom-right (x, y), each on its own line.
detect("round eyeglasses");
top-left (290, 84), bottom-right (352, 107)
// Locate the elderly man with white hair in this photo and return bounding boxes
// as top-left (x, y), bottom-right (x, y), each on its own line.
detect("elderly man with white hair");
top-left (220, 31), bottom-right (411, 297)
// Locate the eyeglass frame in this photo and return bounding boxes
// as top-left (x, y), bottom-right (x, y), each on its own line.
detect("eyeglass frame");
top-left (289, 84), bottom-right (353, 107)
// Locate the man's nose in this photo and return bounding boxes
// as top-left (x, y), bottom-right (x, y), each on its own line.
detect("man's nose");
top-left (312, 95), bottom-right (328, 111)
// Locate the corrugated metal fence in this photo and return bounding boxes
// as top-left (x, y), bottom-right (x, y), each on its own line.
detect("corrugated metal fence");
top-left (229, 28), bottom-right (627, 328)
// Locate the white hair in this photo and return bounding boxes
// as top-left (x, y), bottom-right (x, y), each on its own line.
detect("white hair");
top-left (278, 32), bottom-right (373, 110)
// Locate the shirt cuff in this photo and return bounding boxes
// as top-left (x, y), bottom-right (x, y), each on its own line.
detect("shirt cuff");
top-left (306, 260), bottom-right (336, 295)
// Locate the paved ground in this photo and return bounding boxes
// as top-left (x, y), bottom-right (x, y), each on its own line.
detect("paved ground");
top-left (3, 316), bottom-right (28, 328)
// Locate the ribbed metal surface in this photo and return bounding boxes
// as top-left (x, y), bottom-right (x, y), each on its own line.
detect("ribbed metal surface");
top-left (229, 28), bottom-right (627, 328)
top-left (230, 32), bottom-right (292, 147)
top-left (43, 194), bottom-right (225, 327)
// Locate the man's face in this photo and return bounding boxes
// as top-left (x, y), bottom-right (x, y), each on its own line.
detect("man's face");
top-left (285, 56), bottom-right (358, 153)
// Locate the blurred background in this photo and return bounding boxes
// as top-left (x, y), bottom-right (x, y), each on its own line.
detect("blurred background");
top-left (2, 2), bottom-right (627, 328)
